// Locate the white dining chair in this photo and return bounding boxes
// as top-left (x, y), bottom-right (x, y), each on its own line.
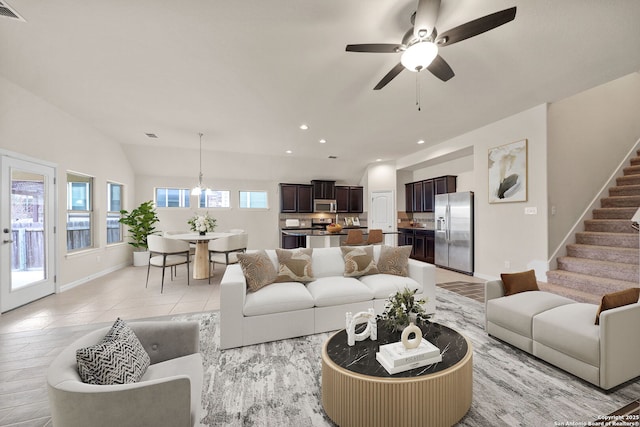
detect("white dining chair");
top-left (208, 233), bottom-right (248, 283)
top-left (146, 235), bottom-right (191, 293)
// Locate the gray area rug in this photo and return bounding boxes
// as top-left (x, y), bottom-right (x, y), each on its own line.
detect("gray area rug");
top-left (177, 288), bottom-right (640, 426)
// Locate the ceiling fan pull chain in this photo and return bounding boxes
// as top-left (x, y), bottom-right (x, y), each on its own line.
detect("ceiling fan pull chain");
top-left (416, 72), bottom-right (421, 111)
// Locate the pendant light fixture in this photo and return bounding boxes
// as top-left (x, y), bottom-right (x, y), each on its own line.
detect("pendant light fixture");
top-left (191, 132), bottom-right (209, 196)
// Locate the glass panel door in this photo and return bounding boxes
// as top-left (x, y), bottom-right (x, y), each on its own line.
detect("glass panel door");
top-left (1, 156), bottom-right (56, 312)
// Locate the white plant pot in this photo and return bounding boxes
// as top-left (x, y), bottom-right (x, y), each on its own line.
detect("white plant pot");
top-left (133, 250), bottom-right (150, 267)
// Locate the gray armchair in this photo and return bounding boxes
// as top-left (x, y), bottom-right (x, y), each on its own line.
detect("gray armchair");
top-left (47, 320), bottom-right (203, 427)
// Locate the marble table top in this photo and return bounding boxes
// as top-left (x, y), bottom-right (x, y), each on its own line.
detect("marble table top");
top-left (325, 320), bottom-right (469, 378)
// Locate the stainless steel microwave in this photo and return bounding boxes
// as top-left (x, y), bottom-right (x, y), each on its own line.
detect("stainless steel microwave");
top-left (314, 199), bottom-right (337, 213)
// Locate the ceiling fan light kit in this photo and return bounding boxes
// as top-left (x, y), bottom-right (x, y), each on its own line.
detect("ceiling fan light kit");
top-left (401, 41), bottom-right (438, 72)
top-left (345, 0), bottom-right (517, 91)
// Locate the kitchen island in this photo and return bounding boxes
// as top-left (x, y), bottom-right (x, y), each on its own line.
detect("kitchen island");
top-left (281, 228), bottom-right (397, 248)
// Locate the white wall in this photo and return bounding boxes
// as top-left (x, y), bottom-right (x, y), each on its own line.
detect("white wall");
top-left (0, 76), bottom-right (135, 289)
top-left (135, 175), bottom-right (281, 250)
top-left (396, 105), bottom-right (549, 281)
top-left (547, 73), bottom-right (640, 254)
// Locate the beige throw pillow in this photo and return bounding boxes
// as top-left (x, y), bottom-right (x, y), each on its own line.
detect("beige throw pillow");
top-left (237, 250), bottom-right (277, 292)
top-left (275, 248), bottom-right (314, 283)
top-left (377, 245), bottom-right (411, 277)
top-left (341, 245), bottom-right (379, 277)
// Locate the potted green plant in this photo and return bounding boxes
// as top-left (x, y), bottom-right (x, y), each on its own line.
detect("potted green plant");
top-left (378, 288), bottom-right (431, 332)
top-left (119, 200), bottom-right (159, 266)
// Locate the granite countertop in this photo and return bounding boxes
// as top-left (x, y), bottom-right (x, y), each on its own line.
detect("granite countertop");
top-left (282, 229), bottom-right (397, 236)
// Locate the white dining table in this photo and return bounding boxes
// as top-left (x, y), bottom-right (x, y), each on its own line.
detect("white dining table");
top-left (166, 232), bottom-right (234, 279)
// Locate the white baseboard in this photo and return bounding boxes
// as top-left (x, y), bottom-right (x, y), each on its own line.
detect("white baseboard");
top-left (58, 262), bottom-right (130, 293)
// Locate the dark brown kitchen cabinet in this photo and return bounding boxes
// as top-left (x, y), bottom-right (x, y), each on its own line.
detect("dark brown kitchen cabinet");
top-left (398, 228), bottom-right (434, 264)
top-left (404, 175), bottom-right (457, 213)
top-left (412, 181), bottom-right (423, 212)
top-left (335, 186), bottom-right (363, 213)
top-left (311, 180), bottom-right (335, 200)
top-left (422, 180), bottom-right (434, 212)
top-left (279, 183), bottom-right (313, 213)
top-left (281, 233), bottom-right (306, 249)
top-left (297, 185), bottom-right (313, 212)
top-left (405, 184), bottom-right (414, 213)
top-left (435, 175), bottom-right (457, 195)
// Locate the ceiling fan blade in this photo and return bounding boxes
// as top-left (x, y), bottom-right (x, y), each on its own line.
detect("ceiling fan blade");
top-left (373, 63), bottom-right (405, 90)
top-left (413, 0), bottom-right (441, 39)
top-left (435, 7), bottom-right (517, 47)
top-left (427, 55), bottom-right (454, 81)
top-left (346, 44), bottom-right (402, 53)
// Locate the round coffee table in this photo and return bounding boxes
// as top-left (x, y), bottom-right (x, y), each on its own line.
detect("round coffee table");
top-left (321, 321), bottom-right (472, 427)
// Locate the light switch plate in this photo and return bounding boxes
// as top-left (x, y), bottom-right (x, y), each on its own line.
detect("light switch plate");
top-left (524, 207), bottom-right (537, 215)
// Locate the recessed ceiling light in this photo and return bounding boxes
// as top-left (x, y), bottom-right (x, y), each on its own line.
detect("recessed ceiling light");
top-left (376, 159), bottom-right (382, 162)
top-left (286, 150), bottom-right (293, 154)
top-left (299, 124), bottom-right (309, 130)
top-left (417, 139), bottom-right (425, 144)
top-left (319, 139), bottom-right (327, 144)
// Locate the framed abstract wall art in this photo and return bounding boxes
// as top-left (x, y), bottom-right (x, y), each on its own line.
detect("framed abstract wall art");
top-left (488, 139), bottom-right (528, 203)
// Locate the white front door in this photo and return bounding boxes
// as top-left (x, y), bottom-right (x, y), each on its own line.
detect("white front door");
top-left (370, 191), bottom-right (395, 245)
top-left (0, 156), bottom-right (56, 312)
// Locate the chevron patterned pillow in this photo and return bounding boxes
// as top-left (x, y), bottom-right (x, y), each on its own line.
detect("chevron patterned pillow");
top-left (76, 318), bottom-right (150, 385)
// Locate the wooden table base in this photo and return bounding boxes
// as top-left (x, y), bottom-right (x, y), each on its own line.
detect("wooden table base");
top-left (193, 241), bottom-right (210, 280)
top-left (322, 338), bottom-right (473, 427)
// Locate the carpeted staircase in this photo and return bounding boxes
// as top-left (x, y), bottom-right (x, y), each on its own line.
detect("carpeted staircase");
top-left (544, 152), bottom-right (640, 304)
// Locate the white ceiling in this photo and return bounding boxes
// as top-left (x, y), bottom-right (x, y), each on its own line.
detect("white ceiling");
top-left (2, 0), bottom-right (640, 182)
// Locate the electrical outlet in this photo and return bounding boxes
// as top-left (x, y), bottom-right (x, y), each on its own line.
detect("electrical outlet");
top-left (525, 207), bottom-right (537, 215)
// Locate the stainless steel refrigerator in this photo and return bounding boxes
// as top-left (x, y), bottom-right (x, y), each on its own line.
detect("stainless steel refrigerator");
top-left (435, 191), bottom-right (474, 274)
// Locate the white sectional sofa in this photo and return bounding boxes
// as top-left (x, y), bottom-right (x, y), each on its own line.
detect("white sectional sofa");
top-left (485, 280), bottom-right (640, 390)
top-left (220, 246), bottom-right (436, 349)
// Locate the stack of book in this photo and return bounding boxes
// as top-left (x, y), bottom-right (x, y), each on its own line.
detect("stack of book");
top-left (376, 339), bottom-right (442, 374)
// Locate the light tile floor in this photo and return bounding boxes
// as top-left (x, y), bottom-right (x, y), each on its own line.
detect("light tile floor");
top-left (0, 264), bottom-right (482, 427)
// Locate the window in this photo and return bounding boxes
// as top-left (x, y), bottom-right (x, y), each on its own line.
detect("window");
top-left (66, 172), bottom-right (93, 251)
top-left (200, 190), bottom-right (230, 208)
top-left (107, 182), bottom-right (123, 244)
top-left (239, 191), bottom-right (268, 209)
top-left (155, 188), bottom-right (190, 208)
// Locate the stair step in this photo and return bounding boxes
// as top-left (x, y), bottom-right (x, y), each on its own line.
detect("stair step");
top-left (610, 184), bottom-right (640, 196)
top-left (616, 175), bottom-right (640, 186)
top-left (566, 243), bottom-right (640, 265)
top-left (545, 270), bottom-right (638, 297)
top-left (584, 219), bottom-right (636, 233)
top-left (623, 165), bottom-right (640, 176)
top-left (630, 156), bottom-right (640, 166)
top-left (575, 231), bottom-right (639, 248)
top-left (537, 281), bottom-right (602, 304)
top-left (556, 256), bottom-right (639, 282)
top-left (592, 207), bottom-right (638, 219)
top-left (601, 195), bottom-right (640, 208)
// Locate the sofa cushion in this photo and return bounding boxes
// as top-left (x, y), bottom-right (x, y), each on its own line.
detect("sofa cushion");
top-left (311, 247), bottom-right (346, 278)
top-left (243, 281), bottom-right (315, 316)
top-left (595, 288), bottom-right (640, 325)
top-left (359, 274), bottom-right (422, 299)
top-left (306, 276), bottom-right (374, 307)
top-left (486, 291), bottom-right (575, 338)
top-left (377, 245), bottom-right (411, 277)
top-left (533, 303), bottom-right (600, 367)
top-left (76, 319), bottom-right (150, 385)
top-left (237, 250), bottom-right (277, 292)
top-left (501, 270), bottom-right (539, 296)
top-left (274, 248), bottom-right (314, 283)
top-left (341, 246), bottom-right (379, 277)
